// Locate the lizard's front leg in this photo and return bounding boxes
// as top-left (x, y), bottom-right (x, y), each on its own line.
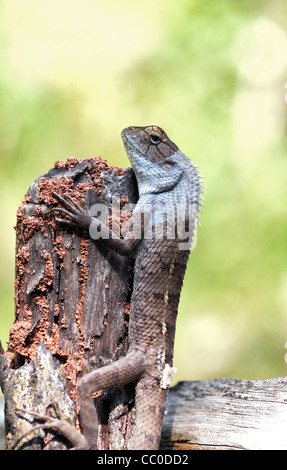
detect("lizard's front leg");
top-left (44, 191), bottom-right (93, 230)
top-left (45, 191), bottom-right (143, 255)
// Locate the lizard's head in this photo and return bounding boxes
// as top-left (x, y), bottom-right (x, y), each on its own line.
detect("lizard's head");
top-left (121, 126), bottom-right (178, 162)
top-left (121, 126), bottom-right (183, 196)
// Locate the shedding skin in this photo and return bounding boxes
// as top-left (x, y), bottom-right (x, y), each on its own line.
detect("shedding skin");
top-left (14, 126), bottom-right (204, 450)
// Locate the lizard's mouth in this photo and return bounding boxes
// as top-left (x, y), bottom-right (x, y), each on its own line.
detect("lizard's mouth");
top-left (121, 128), bottom-right (130, 145)
top-left (121, 128), bottom-right (145, 163)
top-left (121, 128), bottom-right (133, 150)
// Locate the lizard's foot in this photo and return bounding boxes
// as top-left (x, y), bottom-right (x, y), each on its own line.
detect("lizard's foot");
top-left (13, 408), bottom-right (89, 450)
top-left (44, 192), bottom-right (92, 230)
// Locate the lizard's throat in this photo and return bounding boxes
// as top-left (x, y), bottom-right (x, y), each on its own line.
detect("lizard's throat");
top-left (128, 153), bottom-right (183, 197)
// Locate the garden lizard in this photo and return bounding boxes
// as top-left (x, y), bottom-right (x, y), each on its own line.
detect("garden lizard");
top-left (15, 126), bottom-right (204, 450)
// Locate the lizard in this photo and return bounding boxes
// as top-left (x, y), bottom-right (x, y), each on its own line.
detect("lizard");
top-left (14, 125), bottom-right (204, 450)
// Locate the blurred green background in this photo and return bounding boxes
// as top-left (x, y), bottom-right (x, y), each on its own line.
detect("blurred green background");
top-left (0, 0), bottom-right (287, 382)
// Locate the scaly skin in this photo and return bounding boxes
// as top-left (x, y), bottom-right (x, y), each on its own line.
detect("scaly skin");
top-left (14, 126), bottom-right (204, 450)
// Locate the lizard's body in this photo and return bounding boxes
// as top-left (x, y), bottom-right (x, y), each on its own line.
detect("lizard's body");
top-left (15, 126), bottom-right (204, 450)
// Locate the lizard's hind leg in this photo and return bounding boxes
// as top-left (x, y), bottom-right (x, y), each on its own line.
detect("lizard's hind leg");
top-left (13, 349), bottom-right (147, 450)
top-left (78, 348), bottom-right (147, 449)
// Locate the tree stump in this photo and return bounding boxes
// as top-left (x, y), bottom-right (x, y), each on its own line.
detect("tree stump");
top-left (0, 156), bottom-right (139, 450)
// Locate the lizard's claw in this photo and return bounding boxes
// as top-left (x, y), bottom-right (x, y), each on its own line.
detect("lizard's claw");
top-left (44, 191), bottom-right (92, 231)
top-left (13, 408), bottom-right (89, 450)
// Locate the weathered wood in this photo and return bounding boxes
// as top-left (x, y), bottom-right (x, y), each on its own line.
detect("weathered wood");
top-left (1, 369), bottom-right (286, 450)
top-left (1, 343), bottom-right (76, 450)
top-left (160, 377), bottom-right (287, 450)
top-left (0, 157), bottom-right (139, 450)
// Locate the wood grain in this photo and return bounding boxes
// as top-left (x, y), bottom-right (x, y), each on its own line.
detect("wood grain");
top-left (161, 377), bottom-right (287, 450)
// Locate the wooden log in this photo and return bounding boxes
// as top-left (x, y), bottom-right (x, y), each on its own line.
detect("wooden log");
top-left (0, 156), bottom-right (139, 450)
top-left (160, 377), bottom-right (287, 450)
top-left (1, 368), bottom-right (286, 450)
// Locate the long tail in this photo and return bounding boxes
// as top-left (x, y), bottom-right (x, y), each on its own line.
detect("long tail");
top-left (133, 377), bottom-right (168, 450)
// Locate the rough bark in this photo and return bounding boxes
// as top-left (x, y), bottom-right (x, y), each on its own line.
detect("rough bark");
top-left (0, 156), bottom-right (139, 450)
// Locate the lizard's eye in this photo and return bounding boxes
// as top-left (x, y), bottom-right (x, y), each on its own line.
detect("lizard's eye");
top-left (147, 132), bottom-right (162, 145)
top-left (162, 161), bottom-right (174, 170)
